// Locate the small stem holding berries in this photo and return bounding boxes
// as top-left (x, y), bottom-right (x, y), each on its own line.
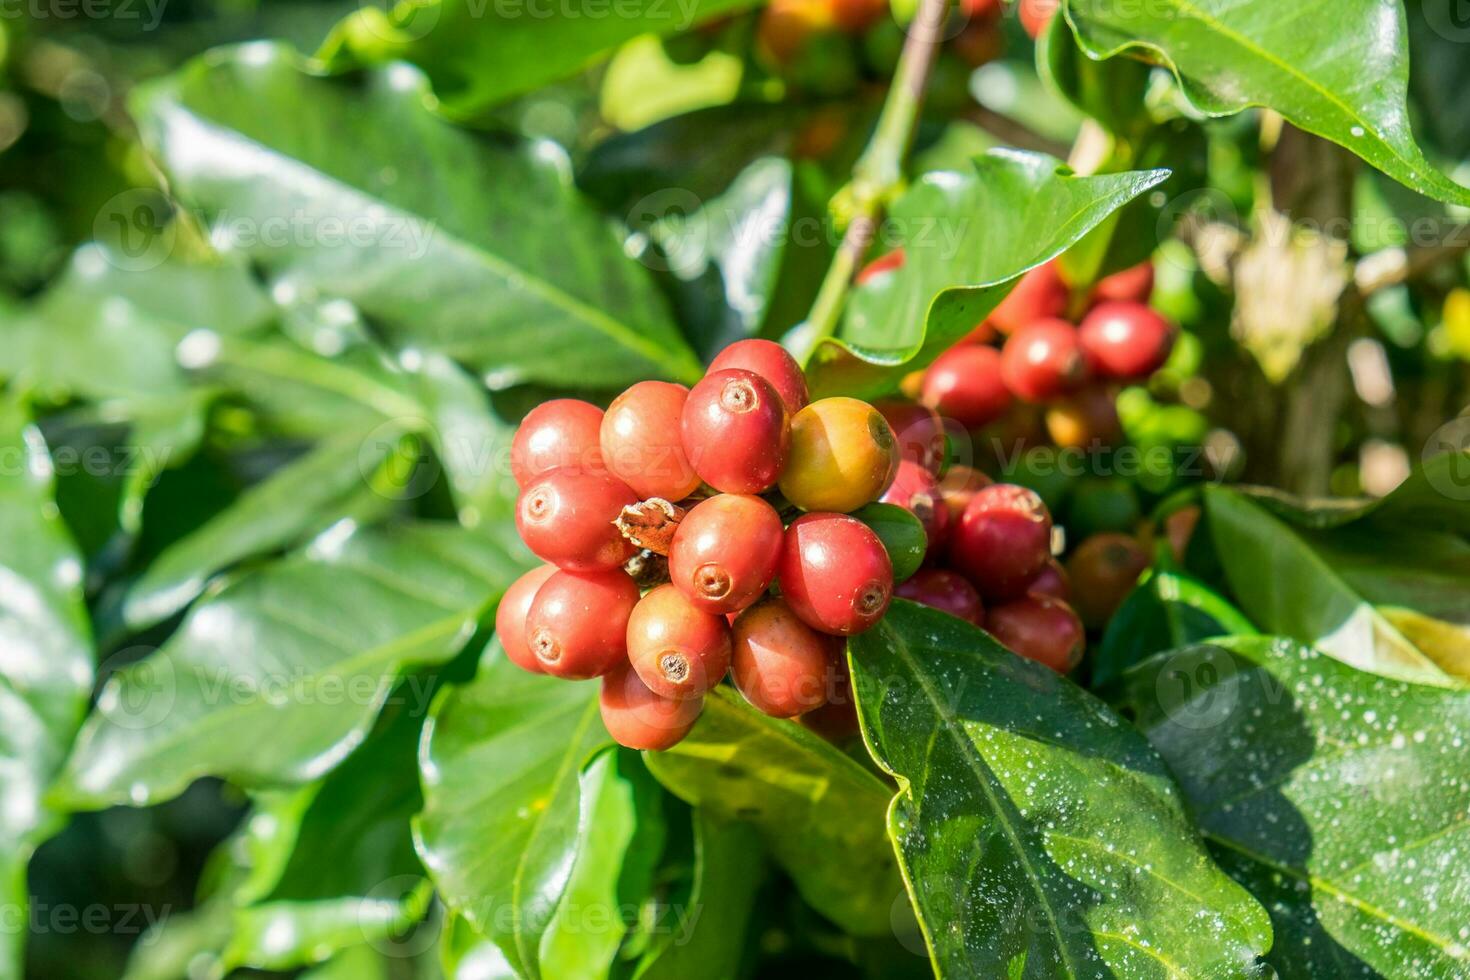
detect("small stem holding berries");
top-left (791, 0), bottom-right (952, 367)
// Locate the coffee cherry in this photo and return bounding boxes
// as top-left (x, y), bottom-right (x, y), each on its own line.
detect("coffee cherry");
top-left (880, 460), bottom-right (948, 548)
top-left (601, 381), bottom-right (702, 501)
top-left (757, 0), bottom-right (832, 65)
top-left (669, 494), bottom-right (784, 615)
top-left (731, 597), bottom-right (837, 717)
top-left (778, 513), bottom-right (893, 635)
top-left (526, 569), bottom-right (640, 678)
top-left (496, 564), bottom-right (558, 674)
top-left (876, 400), bottom-right (946, 474)
top-left (1018, 0), bottom-right (1059, 39)
top-left (937, 464), bottom-right (993, 524)
top-left (950, 483), bottom-right (1053, 599)
top-left (682, 369), bottom-right (789, 494)
top-left (517, 469), bottom-right (638, 571)
top-left (799, 663), bottom-right (859, 740)
top-left (708, 339), bottom-right (810, 416)
top-left (1066, 532), bottom-right (1150, 628)
top-left (1091, 261), bottom-right (1154, 305)
top-left (511, 400), bottom-right (605, 487)
top-left (600, 662), bottom-right (704, 751)
top-left (831, 0), bottom-right (886, 32)
top-left (986, 594), bottom-right (1084, 672)
top-left (1000, 318), bottom-right (1088, 403)
top-left (628, 584), bottom-right (733, 700)
top-left (856, 248), bottom-right (905, 285)
top-left (896, 569), bottom-right (984, 625)
top-left (781, 397), bottom-right (900, 512)
top-left (1024, 558), bottom-right (1071, 602)
top-left (1078, 302), bottom-right (1175, 380)
top-left (989, 261), bottom-right (1068, 334)
top-left (1044, 384), bottom-right (1122, 450)
top-left (920, 345), bottom-right (1013, 430)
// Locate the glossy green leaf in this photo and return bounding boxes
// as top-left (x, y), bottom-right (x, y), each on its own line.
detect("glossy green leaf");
top-left (808, 152), bottom-right (1168, 397)
top-left (1116, 636), bottom-right (1470, 976)
top-left (414, 642), bottom-right (612, 978)
top-left (848, 600), bottom-right (1272, 977)
top-left (1094, 569), bottom-right (1258, 686)
top-left (132, 44), bottom-right (702, 390)
top-left (1063, 0), bottom-right (1470, 206)
top-left (643, 687), bottom-right (900, 937)
top-left (317, 0), bottom-right (759, 117)
top-left (52, 521), bottom-right (529, 810)
top-left (1038, 14), bottom-right (1152, 138)
top-left (1204, 486), bottom-right (1464, 686)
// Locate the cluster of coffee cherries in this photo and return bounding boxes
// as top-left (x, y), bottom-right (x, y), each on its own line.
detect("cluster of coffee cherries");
top-left (497, 340), bottom-right (903, 751)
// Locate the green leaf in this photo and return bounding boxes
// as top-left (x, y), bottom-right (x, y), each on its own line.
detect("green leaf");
top-left (1038, 14), bottom-right (1152, 138)
top-left (643, 687), bottom-right (900, 937)
top-left (1063, 0), bottom-right (1470, 206)
top-left (52, 521), bottom-right (528, 810)
top-left (1116, 636), bottom-right (1470, 976)
top-left (317, 0), bottom-right (760, 117)
top-left (1204, 485), bottom-right (1464, 687)
top-left (132, 44), bottom-right (702, 390)
top-left (848, 600), bottom-right (1272, 977)
top-left (808, 152), bottom-right (1169, 397)
top-left (1094, 569), bottom-right (1258, 686)
top-left (414, 642), bottom-right (612, 978)
top-left (0, 401), bottom-right (94, 980)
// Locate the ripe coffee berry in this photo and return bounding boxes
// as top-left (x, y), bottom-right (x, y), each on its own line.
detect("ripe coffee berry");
top-left (511, 399), bottom-right (605, 487)
top-left (517, 469), bottom-right (638, 571)
top-left (1090, 261), bottom-right (1154, 305)
top-left (682, 369), bottom-right (789, 494)
top-left (1000, 318), bottom-right (1088, 402)
top-left (1078, 302), bottom-right (1176, 380)
top-left (1025, 559), bottom-right (1071, 602)
top-left (896, 569), bottom-right (984, 625)
top-left (600, 662), bottom-right (704, 751)
top-left (1044, 384), bottom-right (1122, 450)
top-left (876, 400), bottom-right (946, 474)
top-left (1066, 532), bottom-right (1150, 627)
top-left (880, 460), bottom-right (948, 548)
top-left (1018, 0), bottom-right (1060, 39)
top-left (986, 595), bottom-right (1085, 673)
top-left (731, 598), bottom-right (836, 717)
top-left (937, 464), bottom-right (993, 524)
top-left (950, 483), bottom-right (1053, 599)
top-left (781, 397), bottom-right (899, 513)
top-left (669, 494), bottom-right (784, 615)
top-left (496, 564), bottom-right (558, 674)
top-left (708, 339), bottom-right (810, 416)
top-left (799, 665), bottom-right (859, 741)
top-left (856, 248), bottom-right (905, 285)
top-left (920, 345), bottom-right (1013, 430)
top-left (601, 381), bottom-right (702, 501)
top-left (526, 569), bottom-right (640, 678)
top-left (989, 261), bottom-right (1068, 333)
top-left (628, 584), bottom-right (733, 700)
top-left (778, 513), bottom-right (893, 635)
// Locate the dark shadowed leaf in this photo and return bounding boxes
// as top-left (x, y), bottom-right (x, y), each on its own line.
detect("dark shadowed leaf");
top-left (1094, 569), bottom-right (1258, 686)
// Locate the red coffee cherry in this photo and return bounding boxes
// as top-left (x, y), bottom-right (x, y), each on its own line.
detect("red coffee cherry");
top-left (627, 584), bottom-right (733, 700)
top-left (709, 339), bottom-right (810, 416)
top-left (799, 663), bottom-right (859, 741)
top-left (681, 369), bottom-right (789, 494)
top-left (1000, 318), bottom-right (1089, 403)
top-left (496, 564), bottom-right (558, 674)
top-left (1066, 532), bottom-right (1151, 627)
top-left (731, 597), bottom-right (837, 717)
top-left (600, 661), bottom-right (704, 751)
top-left (777, 513), bottom-right (893, 635)
top-left (880, 460), bottom-right (948, 548)
top-left (856, 248), bottom-right (905, 285)
top-left (986, 595), bottom-right (1085, 673)
top-left (516, 469), bottom-right (638, 571)
top-left (526, 569), bottom-right (640, 679)
top-left (920, 345), bottom-right (1013, 430)
top-left (669, 494), bottom-right (784, 615)
top-left (950, 483), bottom-right (1053, 599)
top-left (1078, 302), bottom-right (1176, 380)
top-left (1090, 261), bottom-right (1154, 305)
top-left (511, 399), bottom-right (605, 487)
top-left (1024, 558), bottom-right (1071, 602)
top-left (988, 260), bottom-right (1068, 334)
top-left (896, 569), bottom-right (984, 625)
top-left (937, 464), bottom-right (993, 524)
top-left (601, 381), bottom-right (702, 501)
top-left (1018, 0), bottom-right (1060, 39)
top-left (876, 400), bottom-right (946, 474)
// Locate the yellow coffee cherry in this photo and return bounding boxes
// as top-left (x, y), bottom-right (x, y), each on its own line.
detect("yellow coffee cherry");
top-left (780, 397), bottom-right (899, 512)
